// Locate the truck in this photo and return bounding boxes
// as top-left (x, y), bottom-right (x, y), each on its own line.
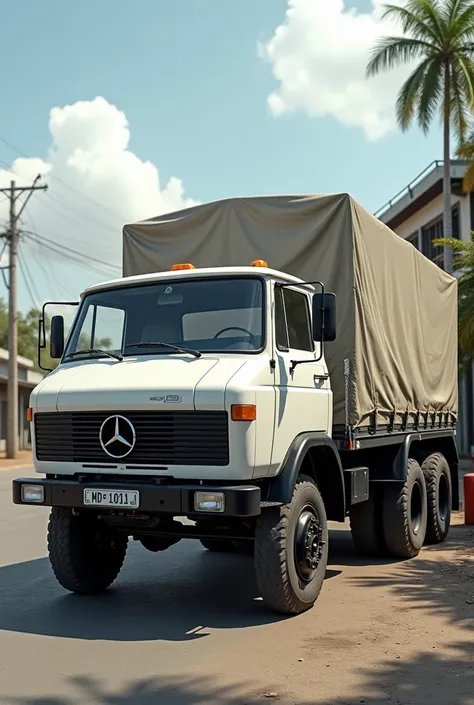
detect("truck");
top-left (13, 193), bottom-right (459, 615)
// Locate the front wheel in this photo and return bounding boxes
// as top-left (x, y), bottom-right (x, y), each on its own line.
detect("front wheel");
top-left (254, 475), bottom-right (328, 615)
top-left (48, 508), bottom-right (128, 594)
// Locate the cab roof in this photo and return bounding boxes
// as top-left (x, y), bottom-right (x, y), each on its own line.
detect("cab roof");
top-left (81, 266), bottom-right (315, 297)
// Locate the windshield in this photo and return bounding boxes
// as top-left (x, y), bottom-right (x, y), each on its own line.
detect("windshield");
top-left (63, 277), bottom-right (264, 360)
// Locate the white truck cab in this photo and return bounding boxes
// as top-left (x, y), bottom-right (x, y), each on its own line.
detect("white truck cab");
top-left (29, 263), bottom-right (332, 484)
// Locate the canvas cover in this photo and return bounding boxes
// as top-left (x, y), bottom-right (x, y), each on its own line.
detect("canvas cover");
top-left (122, 194), bottom-right (458, 429)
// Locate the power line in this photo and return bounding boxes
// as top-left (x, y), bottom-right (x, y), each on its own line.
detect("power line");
top-left (18, 247), bottom-right (41, 309)
top-left (0, 134), bottom-right (129, 221)
top-left (24, 231), bottom-right (121, 277)
top-left (39, 192), bottom-right (119, 241)
top-left (44, 189), bottom-right (120, 233)
top-left (28, 230), bottom-right (121, 272)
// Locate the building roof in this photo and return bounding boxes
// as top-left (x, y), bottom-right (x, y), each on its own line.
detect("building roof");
top-left (375, 160), bottom-right (471, 229)
top-left (0, 348), bottom-right (44, 388)
top-left (0, 347), bottom-right (35, 369)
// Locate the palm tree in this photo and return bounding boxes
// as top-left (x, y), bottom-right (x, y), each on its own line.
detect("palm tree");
top-left (434, 234), bottom-right (474, 358)
top-left (366, 0), bottom-right (474, 273)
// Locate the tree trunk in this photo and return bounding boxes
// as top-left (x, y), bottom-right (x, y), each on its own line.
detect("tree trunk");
top-left (443, 61), bottom-right (453, 274)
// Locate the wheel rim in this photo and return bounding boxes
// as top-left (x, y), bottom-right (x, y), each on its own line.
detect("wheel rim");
top-left (410, 481), bottom-right (423, 535)
top-left (438, 472), bottom-right (450, 522)
top-left (294, 504), bottom-right (324, 583)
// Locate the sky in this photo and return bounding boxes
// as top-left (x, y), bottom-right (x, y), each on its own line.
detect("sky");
top-left (0, 0), bottom-right (443, 316)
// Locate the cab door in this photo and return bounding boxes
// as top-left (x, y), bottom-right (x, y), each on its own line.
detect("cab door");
top-left (270, 284), bottom-right (331, 472)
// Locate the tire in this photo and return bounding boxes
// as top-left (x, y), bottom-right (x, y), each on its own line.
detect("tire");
top-left (254, 475), bottom-right (328, 615)
top-left (199, 538), bottom-right (236, 552)
top-left (421, 453), bottom-right (452, 544)
top-left (48, 507), bottom-right (128, 595)
top-left (383, 458), bottom-right (427, 559)
top-left (349, 488), bottom-right (386, 557)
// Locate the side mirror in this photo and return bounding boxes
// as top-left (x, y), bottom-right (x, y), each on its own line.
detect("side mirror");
top-left (50, 315), bottom-right (65, 359)
top-left (312, 292), bottom-right (336, 342)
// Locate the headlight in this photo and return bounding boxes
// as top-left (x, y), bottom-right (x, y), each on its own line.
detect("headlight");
top-left (194, 491), bottom-right (225, 513)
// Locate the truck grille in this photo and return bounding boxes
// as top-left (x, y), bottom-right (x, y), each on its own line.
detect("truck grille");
top-left (35, 411), bottom-right (229, 466)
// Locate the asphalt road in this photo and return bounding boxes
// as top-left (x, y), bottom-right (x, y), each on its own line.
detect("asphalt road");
top-left (1, 467), bottom-right (473, 705)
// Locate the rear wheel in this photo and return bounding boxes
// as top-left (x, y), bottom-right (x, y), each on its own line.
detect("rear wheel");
top-left (383, 458), bottom-right (427, 559)
top-left (254, 475), bottom-right (328, 615)
top-left (421, 453), bottom-right (452, 544)
top-left (48, 508), bottom-right (128, 594)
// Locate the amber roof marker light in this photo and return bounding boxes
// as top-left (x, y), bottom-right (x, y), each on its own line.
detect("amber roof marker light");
top-left (171, 263), bottom-right (196, 271)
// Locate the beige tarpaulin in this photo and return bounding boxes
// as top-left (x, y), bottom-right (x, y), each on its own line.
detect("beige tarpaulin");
top-left (123, 194), bottom-right (458, 429)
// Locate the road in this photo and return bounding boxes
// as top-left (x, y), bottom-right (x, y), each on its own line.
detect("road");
top-left (1, 467), bottom-right (473, 705)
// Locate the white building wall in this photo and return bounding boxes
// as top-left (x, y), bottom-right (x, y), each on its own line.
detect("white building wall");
top-left (394, 193), bottom-right (471, 243)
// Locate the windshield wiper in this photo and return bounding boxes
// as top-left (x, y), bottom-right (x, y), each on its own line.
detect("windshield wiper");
top-left (125, 341), bottom-right (202, 358)
top-left (64, 349), bottom-right (124, 362)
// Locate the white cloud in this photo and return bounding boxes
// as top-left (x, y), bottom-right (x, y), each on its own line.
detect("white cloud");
top-left (0, 97), bottom-right (198, 294)
top-left (260, 0), bottom-right (412, 141)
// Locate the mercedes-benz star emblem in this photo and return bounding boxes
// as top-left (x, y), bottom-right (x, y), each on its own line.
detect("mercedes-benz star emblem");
top-left (99, 415), bottom-right (136, 458)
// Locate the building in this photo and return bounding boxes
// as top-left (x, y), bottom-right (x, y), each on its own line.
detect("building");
top-left (376, 159), bottom-right (474, 457)
top-left (0, 348), bottom-right (43, 451)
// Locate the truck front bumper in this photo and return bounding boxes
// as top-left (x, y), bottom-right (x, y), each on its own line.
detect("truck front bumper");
top-left (12, 477), bottom-right (262, 518)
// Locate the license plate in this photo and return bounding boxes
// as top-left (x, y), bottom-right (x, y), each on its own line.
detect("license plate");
top-left (83, 489), bottom-right (140, 508)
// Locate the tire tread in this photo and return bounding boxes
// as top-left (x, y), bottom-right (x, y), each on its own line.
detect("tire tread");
top-left (48, 507), bottom-right (128, 594)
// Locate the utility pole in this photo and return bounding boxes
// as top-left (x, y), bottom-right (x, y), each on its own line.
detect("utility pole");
top-left (0, 176), bottom-right (47, 458)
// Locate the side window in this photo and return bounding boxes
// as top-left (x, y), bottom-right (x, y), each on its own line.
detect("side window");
top-left (275, 287), bottom-right (289, 350)
top-left (282, 289), bottom-right (313, 352)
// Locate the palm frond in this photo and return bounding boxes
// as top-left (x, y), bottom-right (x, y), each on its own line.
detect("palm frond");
top-left (462, 161), bottom-right (474, 192)
top-left (458, 128), bottom-right (474, 155)
top-left (417, 57), bottom-right (442, 131)
top-left (433, 237), bottom-right (472, 253)
top-left (404, 0), bottom-right (446, 40)
top-left (453, 54), bottom-right (474, 108)
top-left (366, 37), bottom-right (434, 78)
top-left (447, 0), bottom-right (472, 20)
top-left (449, 5), bottom-right (474, 45)
top-left (396, 58), bottom-right (432, 130)
top-left (450, 63), bottom-right (471, 143)
top-left (381, 4), bottom-right (443, 44)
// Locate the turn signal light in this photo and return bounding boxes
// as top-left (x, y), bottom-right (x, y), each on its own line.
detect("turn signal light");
top-left (171, 263), bottom-right (195, 271)
top-left (26, 407), bottom-right (33, 423)
top-left (231, 404), bottom-right (257, 421)
top-left (250, 259), bottom-right (268, 268)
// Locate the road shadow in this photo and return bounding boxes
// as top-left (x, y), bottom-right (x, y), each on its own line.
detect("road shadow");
top-left (3, 643), bottom-right (474, 705)
top-left (1, 674), bottom-right (271, 705)
top-left (0, 537), bottom-right (342, 643)
top-left (0, 524), bottom-right (422, 645)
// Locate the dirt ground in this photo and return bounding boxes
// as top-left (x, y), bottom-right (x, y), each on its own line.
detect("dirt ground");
top-left (0, 450), bottom-right (33, 471)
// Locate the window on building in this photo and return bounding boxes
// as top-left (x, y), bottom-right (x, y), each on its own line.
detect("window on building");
top-left (406, 231), bottom-right (419, 249)
top-left (421, 205), bottom-right (460, 267)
